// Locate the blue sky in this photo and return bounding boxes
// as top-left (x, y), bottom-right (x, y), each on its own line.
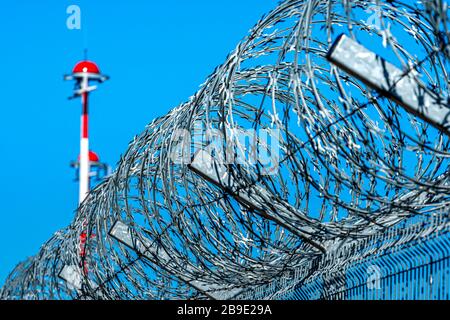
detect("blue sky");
top-left (0, 0), bottom-right (276, 284)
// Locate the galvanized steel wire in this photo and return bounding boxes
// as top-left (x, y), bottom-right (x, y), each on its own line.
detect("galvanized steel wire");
top-left (1, 0), bottom-right (450, 299)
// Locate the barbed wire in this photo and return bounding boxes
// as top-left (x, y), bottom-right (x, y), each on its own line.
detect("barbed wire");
top-left (2, 0), bottom-right (450, 300)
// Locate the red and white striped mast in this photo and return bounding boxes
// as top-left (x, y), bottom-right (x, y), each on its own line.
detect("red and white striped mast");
top-left (65, 60), bottom-right (109, 204)
top-left (58, 60), bottom-right (110, 289)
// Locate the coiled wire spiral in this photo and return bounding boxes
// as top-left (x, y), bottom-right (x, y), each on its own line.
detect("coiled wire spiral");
top-left (1, 0), bottom-right (450, 299)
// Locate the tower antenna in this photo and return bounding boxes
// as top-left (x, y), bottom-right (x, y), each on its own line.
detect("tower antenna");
top-left (64, 60), bottom-right (109, 204)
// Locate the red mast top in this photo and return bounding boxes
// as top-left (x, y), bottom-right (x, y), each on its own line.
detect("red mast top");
top-left (72, 61), bottom-right (101, 75)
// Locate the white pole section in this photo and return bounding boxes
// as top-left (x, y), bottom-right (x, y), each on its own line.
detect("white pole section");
top-left (79, 75), bottom-right (90, 204)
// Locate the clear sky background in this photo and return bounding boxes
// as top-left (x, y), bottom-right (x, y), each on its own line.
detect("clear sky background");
top-left (0, 0), bottom-right (276, 284)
